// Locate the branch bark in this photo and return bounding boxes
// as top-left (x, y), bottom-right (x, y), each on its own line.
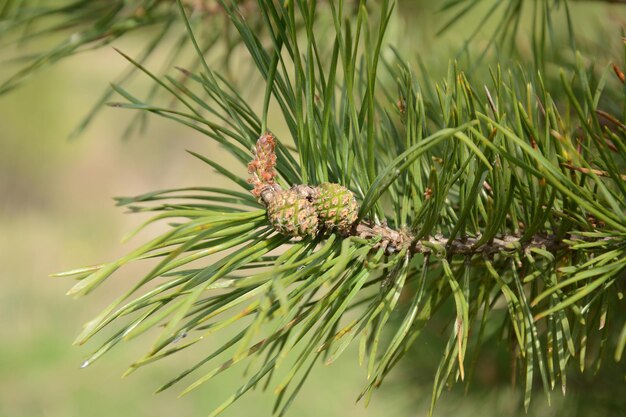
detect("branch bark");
top-left (352, 220), bottom-right (569, 257)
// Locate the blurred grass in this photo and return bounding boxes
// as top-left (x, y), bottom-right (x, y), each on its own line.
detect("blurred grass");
top-left (0, 2), bottom-right (625, 417)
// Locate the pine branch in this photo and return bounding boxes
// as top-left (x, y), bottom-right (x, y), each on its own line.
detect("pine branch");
top-left (45, 1), bottom-right (626, 416)
top-left (247, 133), bottom-right (599, 258)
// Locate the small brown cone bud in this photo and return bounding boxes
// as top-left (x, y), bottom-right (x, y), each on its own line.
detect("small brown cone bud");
top-left (248, 132), bottom-right (278, 198)
top-left (315, 183), bottom-right (359, 232)
top-left (267, 188), bottom-right (318, 237)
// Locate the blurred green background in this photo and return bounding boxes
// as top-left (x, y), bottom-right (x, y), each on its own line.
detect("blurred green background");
top-left (1, 2), bottom-right (625, 417)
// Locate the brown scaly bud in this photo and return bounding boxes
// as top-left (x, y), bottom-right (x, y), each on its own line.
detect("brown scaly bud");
top-left (248, 132), bottom-right (279, 201)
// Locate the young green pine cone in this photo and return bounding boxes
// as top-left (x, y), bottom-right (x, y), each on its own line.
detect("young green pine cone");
top-left (267, 187), bottom-right (318, 237)
top-left (315, 183), bottom-right (359, 232)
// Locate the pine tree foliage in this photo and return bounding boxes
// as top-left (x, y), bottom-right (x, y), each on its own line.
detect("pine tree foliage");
top-left (438, 0), bottom-right (578, 63)
top-left (0, 0), bottom-right (264, 137)
top-left (34, 0), bottom-right (626, 415)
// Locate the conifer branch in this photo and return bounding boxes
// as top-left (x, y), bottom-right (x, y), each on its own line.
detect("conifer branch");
top-left (248, 134), bottom-right (609, 258)
top-left (34, 0), bottom-right (626, 415)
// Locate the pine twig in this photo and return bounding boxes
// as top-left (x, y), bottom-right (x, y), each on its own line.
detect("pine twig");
top-left (249, 133), bottom-right (590, 257)
top-left (561, 163), bottom-right (626, 181)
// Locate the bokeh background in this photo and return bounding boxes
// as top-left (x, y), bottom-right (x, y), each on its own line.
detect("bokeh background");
top-left (1, 2), bottom-right (625, 416)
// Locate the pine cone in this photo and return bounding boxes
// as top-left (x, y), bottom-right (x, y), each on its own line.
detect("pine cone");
top-left (314, 183), bottom-right (359, 232)
top-left (267, 188), bottom-right (318, 237)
